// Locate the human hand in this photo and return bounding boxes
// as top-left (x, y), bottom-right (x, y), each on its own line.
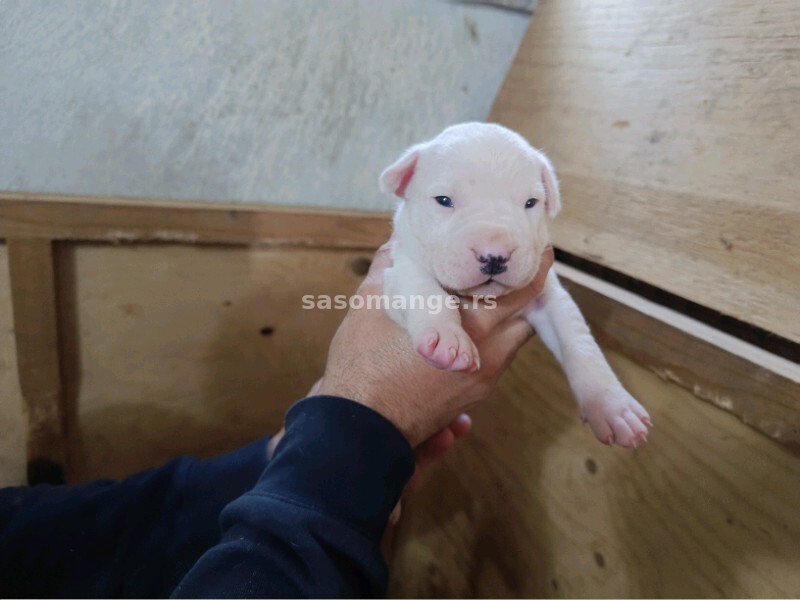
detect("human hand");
top-left (317, 242), bottom-right (554, 447)
top-left (386, 412), bottom-right (472, 525)
top-left (268, 380), bottom-right (472, 525)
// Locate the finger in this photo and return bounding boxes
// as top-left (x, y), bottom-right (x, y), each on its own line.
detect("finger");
top-left (360, 241), bottom-right (394, 290)
top-left (407, 417), bottom-right (470, 494)
top-left (492, 245), bottom-right (554, 320)
top-left (480, 317), bottom-right (536, 373)
top-left (266, 427), bottom-right (285, 461)
top-left (449, 413), bottom-right (472, 438)
top-left (406, 430), bottom-right (453, 493)
top-left (414, 427), bottom-right (456, 471)
top-left (388, 500), bottom-right (402, 526)
top-left (414, 413), bottom-right (471, 468)
top-left (528, 245), bottom-right (554, 297)
top-left (306, 377), bottom-right (323, 397)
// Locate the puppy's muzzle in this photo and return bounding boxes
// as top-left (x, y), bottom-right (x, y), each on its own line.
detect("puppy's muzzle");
top-left (478, 254), bottom-right (509, 276)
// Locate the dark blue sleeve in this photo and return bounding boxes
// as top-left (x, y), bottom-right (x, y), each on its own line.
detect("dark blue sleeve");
top-left (0, 435), bottom-right (269, 597)
top-left (171, 395), bottom-right (415, 599)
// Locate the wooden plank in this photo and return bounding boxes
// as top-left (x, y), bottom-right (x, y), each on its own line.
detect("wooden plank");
top-left (0, 192), bottom-right (392, 248)
top-left (61, 244), bottom-right (371, 481)
top-left (0, 244), bottom-right (27, 486)
top-left (490, 0), bottom-right (800, 343)
top-left (556, 263), bottom-right (800, 445)
top-left (388, 344), bottom-right (800, 598)
top-left (6, 239), bottom-right (67, 484)
top-left (58, 243), bottom-right (797, 484)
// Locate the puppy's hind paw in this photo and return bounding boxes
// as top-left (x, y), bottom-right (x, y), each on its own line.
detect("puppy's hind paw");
top-left (415, 325), bottom-right (480, 372)
top-left (580, 388), bottom-right (651, 449)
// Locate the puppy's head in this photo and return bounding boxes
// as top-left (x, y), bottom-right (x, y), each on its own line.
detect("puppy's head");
top-left (380, 122), bottom-right (560, 297)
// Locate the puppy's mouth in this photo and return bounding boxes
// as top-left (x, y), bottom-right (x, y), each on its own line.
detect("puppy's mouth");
top-left (442, 278), bottom-right (510, 298)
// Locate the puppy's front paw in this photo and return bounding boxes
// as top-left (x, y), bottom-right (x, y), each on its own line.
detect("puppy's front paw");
top-left (415, 324), bottom-right (480, 372)
top-left (580, 388), bottom-right (651, 448)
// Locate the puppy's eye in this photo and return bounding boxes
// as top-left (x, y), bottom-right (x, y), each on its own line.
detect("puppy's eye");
top-left (434, 196), bottom-right (454, 208)
top-left (525, 198), bottom-right (539, 209)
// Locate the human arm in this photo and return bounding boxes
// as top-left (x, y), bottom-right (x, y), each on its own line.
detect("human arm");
top-left (173, 243), bottom-right (554, 598)
top-left (0, 437), bottom-right (270, 598)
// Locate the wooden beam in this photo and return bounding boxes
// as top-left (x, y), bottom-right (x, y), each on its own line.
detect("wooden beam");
top-left (6, 238), bottom-right (67, 484)
top-left (557, 263), bottom-right (800, 445)
top-left (0, 192), bottom-right (392, 248)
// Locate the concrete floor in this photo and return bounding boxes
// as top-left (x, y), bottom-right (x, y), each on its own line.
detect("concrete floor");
top-left (0, 1), bottom-right (532, 211)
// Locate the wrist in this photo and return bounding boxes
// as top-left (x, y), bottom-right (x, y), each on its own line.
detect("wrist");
top-left (316, 381), bottom-right (427, 446)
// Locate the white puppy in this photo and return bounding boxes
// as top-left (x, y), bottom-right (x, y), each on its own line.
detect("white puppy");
top-left (379, 122), bottom-right (650, 448)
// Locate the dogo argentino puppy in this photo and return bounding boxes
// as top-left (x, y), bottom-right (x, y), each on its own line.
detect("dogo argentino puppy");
top-left (379, 122), bottom-right (651, 448)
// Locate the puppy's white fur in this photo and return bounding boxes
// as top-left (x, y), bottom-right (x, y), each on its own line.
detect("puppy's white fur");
top-left (380, 122), bottom-right (650, 448)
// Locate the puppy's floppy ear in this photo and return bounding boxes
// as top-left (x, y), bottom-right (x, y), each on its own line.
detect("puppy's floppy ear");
top-left (379, 144), bottom-right (424, 199)
top-left (537, 151), bottom-right (561, 218)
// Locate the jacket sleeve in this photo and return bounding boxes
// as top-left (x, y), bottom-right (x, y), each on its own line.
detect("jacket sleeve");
top-left (171, 395), bottom-right (415, 599)
top-left (0, 435), bottom-right (270, 598)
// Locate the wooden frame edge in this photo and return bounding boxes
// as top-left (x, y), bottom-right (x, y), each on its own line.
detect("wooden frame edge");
top-left (6, 238), bottom-right (67, 484)
top-left (1, 193), bottom-right (796, 447)
top-left (557, 263), bottom-right (800, 445)
top-left (0, 191), bottom-right (393, 248)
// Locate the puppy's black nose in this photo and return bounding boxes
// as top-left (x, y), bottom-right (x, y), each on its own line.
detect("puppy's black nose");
top-left (479, 254), bottom-right (508, 276)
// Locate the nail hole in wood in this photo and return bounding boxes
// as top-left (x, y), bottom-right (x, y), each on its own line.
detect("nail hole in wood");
top-left (350, 257), bottom-right (372, 276)
top-left (594, 551), bottom-right (605, 568)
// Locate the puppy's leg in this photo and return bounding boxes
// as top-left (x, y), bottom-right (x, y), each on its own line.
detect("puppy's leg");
top-left (385, 257), bottom-right (479, 372)
top-left (525, 271), bottom-right (651, 447)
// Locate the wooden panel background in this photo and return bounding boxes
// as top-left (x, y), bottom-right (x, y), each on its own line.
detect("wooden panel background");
top-left (490, 0), bottom-right (800, 343)
top-left (58, 244), bottom-right (371, 481)
top-left (0, 196), bottom-right (797, 597)
top-left (387, 343), bottom-right (800, 598)
top-left (0, 245), bottom-right (27, 486)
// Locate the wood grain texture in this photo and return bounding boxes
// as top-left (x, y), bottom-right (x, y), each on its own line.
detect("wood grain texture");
top-left (557, 265), bottom-right (800, 445)
top-left (387, 344), bottom-right (800, 598)
top-left (0, 192), bottom-right (392, 248)
top-left (0, 244), bottom-right (27, 486)
top-left (490, 0), bottom-right (800, 343)
top-left (6, 239), bottom-right (66, 481)
top-left (60, 244), bottom-right (372, 481)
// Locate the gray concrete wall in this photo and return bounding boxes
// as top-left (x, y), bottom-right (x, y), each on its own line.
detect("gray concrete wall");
top-left (0, 0), bottom-right (531, 211)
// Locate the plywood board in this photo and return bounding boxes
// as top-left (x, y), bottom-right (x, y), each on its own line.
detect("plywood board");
top-left (491, 0), bottom-right (800, 343)
top-left (60, 244), bottom-right (373, 482)
top-left (387, 342), bottom-right (800, 598)
top-left (0, 244), bottom-right (27, 486)
top-left (0, 192), bottom-right (391, 248)
top-left (557, 264), bottom-right (800, 445)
